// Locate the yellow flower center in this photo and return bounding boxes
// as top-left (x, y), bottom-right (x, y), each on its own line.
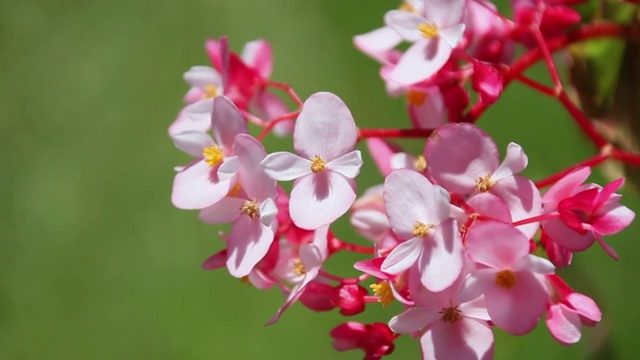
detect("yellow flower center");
top-left (414, 155), bottom-right (427, 172)
top-left (370, 281), bottom-right (395, 307)
top-left (240, 200), bottom-right (260, 219)
top-left (398, 2), bottom-right (417, 13)
top-left (495, 270), bottom-right (517, 289)
top-left (439, 305), bottom-right (463, 323)
top-left (203, 84), bottom-right (218, 99)
top-left (203, 145), bottom-right (224, 167)
top-left (419, 23), bottom-right (439, 38)
top-left (476, 173), bottom-right (495, 192)
top-left (310, 155), bottom-right (326, 173)
top-left (292, 258), bottom-right (306, 275)
top-left (413, 221), bottom-right (433, 237)
top-left (407, 90), bottom-right (427, 106)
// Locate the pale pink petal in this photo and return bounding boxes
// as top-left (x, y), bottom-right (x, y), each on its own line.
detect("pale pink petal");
top-left (467, 192), bottom-right (511, 223)
top-left (384, 10), bottom-right (425, 42)
top-left (183, 66), bottom-right (222, 88)
top-left (353, 26), bottom-right (404, 63)
top-left (409, 87), bottom-right (446, 129)
top-left (439, 24), bottom-right (466, 48)
top-left (485, 271), bottom-right (548, 335)
top-left (421, 319), bottom-right (494, 360)
top-left (366, 138), bottom-right (403, 176)
top-left (294, 92), bottom-right (358, 161)
top-left (384, 170), bottom-right (451, 238)
top-left (260, 198), bottom-right (278, 227)
top-left (171, 131), bottom-right (214, 158)
top-left (211, 96), bottom-right (248, 152)
top-left (425, 0), bottom-right (466, 27)
top-left (389, 38), bottom-right (452, 86)
top-left (491, 143), bottom-right (528, 182)
top-left (390, 152), bottom-right (415, 170)
top-left (171, 161), bottom-right (232, 209)
top-left (426, 123), bottom-right (500, 194)
top-left (389, 308), bottom-right (440, 334)
top-left (217, 156), bottom-right (239, 181)
top-left (565, 293), bottom-right (602, 322)
top-left (327, 150), bottom-right (363, 178)
top-left (261, 152), bottom-right (311, 181)
top-left (419, 218), bottom-right (464, 291)
top-left (459, 269), bottom-right (496, 303)
top-left (205, 38), bottom-right (223, 71)
top-left (543, 219), bottom-right (595, 252)
top-left (233, 134), bottom-right (276, 200)
top-left (198, 197), bottom-right (245, 224)
top-left (546, 303), bottom-right (582, 345)
top-left (491, 175), bottom-right (542, 239)
top-left (202, 249), bottom-right (227, 270)
top-left (241, 39), bottom-right (273, 78)
top-left (184, 86), bottom-right (204, 104)
top-left (591, 203), bottom-right (635, 235)
top-left (381, 237), bottom-right (423, 274)
top-left (226, 216), bottom-right (275, 278)
top-left (466, 221), bottom-right (529, 269)
top-left (511, 254), bottom-right (555, 274)
top-left (289, 171), bottom-right (356, 230)
top-left (351, 209), bottom-right (390, 241)
top-left (248, 269), bottom-right (275, 290)
top-left (185, 98), bottom-right (214, 128)
top-left (459, 297), bottom-right (491, 322)
top-left (169, 108), bottom-right (211, 136)
top-left (542, 167), bottom-right (591, 208)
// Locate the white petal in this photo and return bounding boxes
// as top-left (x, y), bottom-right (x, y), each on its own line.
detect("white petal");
top-left (171, 131), bottom-right (214, 158)
top-left (326, 150), bottom-right (363, 178)
top-left (261, 152), bottom-right (312, 181)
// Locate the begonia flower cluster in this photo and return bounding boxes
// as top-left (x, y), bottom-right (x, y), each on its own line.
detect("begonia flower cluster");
top-left (167, 0), bottom-right (639, 359)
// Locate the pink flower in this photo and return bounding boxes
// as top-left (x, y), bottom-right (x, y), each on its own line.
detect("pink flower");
top-left (381, 170), bottom-right (464, 292)
top-left (350, 185), bottom-right (399, 251)
top-left (171, 96), bottom-right (248, 210)
top-left (198, 134), bottom-right (278, 278)
top-left (330, 322), bottom-right (397, 360)
top-left (461, 221), bottom-right (555, 335)
top-left (261, 92), bottom-right (363, 230)
top-left (384, 0), bottom-right (467, 85)
top-left (545, 274), bottom-right (602, 345)
top-left (541, 167), bottom-right (635, 260)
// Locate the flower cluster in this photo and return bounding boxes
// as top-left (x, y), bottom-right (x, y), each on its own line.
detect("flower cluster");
top-left (167, 0), bottom-right (640, 359)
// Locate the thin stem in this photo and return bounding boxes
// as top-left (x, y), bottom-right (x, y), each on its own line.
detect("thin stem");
top-left (256, 111), bottom-right (300, 141)
top-left (335, 241), bottom-right (374, 255)
top-left (513, 74), bottom-right (556, 97)
top-left (512, 211), bottom-right (560, 227)
top-left (535, 153), bottom-right (609, 188)
top-left (358, 128), bottom-right (434, 141)
top-left (264, 80), bottom-right (303, 107)
top-left (612, 148), bottom-right (640, 166)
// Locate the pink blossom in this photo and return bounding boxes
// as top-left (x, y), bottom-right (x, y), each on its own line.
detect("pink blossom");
top-left (330, 322), bottom-right (397, 360)
top-left (463, 0), bottom-right (514, 63)
top-left (471, 61), bottom-right (503, 105)
top-left (198, 134), bottom-right (278, 278)
top-left (171, 96), bottom-right (248, 210)
top-left (384, 0), bottom-right (467, 85)
top-left (261, 92), bottom-right (363, 230)
top-left (350, 185), bottom-right (399, 252)
top-left (545, 274), bottom-right (602, 345)
top-left (381, 169), bottom-right (464, 292)
top-left (461, 221), bottom-right (554, 335)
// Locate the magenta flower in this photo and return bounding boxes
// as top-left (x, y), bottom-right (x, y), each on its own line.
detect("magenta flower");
top-left (198, 134), bottom-right (277, 278)
top-left (381, 170), bottom-right (463, 292)
top-left (384, 0), bottom-right (466, 85)
top-left (461, 221), bottom-right (554, 335)
top-left (171, 96), bottom-right (248, 210)
top-left (330, 322), bottom-right (397, 360)
top-left (261, 92), bottom-right (363, 230)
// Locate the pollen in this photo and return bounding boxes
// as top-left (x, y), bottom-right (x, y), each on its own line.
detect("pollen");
top-left (407, 90), bottom-right (427, 106)
top-left (439, 305), bottom-right (463, 323)
top-left (495, 269), bottom-right (517, 289)
top-left (398, 2), bottom-right (417, 13)
top-left (309, 155), bottom-right (326, 173)
top-left (240, 200), bottom-right (260, 219)
top-left (203, 145), bottom-right (224, 167)
top-left (292, 258), bottom-right (306, 275)
top-left (476, 173), bottom-right (495, 192)
top-left (413, 221), bottom-right (433, 237)
top-left (203, 84), bottom-right (218, 99)
top-left (419, 23), bottom-right (439, 38)
top-left (370, 281), bottom-right (395, 307)
top-left (414, 155), bottom-right (427, 172)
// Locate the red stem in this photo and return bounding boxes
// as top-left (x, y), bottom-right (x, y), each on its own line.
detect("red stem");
top-left (535, 152), bottom-right (609, 188)
top-left (512, 211), bottom-right (560, 227)
top-left (358, 128), bottom-right (434, 140)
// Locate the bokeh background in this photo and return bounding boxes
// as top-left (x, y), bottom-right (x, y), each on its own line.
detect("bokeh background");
top-left (3, 0), bottom-right (640, 359)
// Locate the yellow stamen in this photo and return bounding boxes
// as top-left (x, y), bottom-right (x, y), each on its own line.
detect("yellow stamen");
top-left (419, 23), bottom-right (439, 38)
top-left (439, 305), bottom-right (463, 323)
top-left (203, 145), bottom-right (224, 167)
top-left (370, 281), bottom-right (395, 307)
top-left (310, 155), bottom-right (326, 173)
top-left (476, 173), bottom-right (495, 192)
top-left (407, 90), bottom-right (427, 106)
top-left (240, 276), bottom-right (252, 286)
top-left (398, 2), bottom-right (416, 13)
top-left (203, 84), bottom-right (218, 99)
top-left (495, 269), bottom-right (517, 289)
top-left (414, 155), bottom-right (427, 172)
top-left (240, 200), bottom-right (260, 219)
top-left (227, 183), bottom-right (242, 197)
top-left (413, 221), bottom-right (433, 237)
top-left (292, 258), bottom-right (306, 275)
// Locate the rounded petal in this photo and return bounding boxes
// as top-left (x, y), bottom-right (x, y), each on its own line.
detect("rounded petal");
top-left (543, 219), bottom-right (595, 252)
top-left (591, 203), bottom-right (635, 235)
top-left (198, 197), bottom-right (244, 224)
top-left (389, 308), bottom-right (440, 334)
top-left (293, 92), bottom-right (357, 160)
top-left (327, 150), bottom-right (363, 179)
top-left (466, 192), bottom-right (511, 223)
top-left (384, 10), bottom-right (425, 42)
top-left (421, 319), bottom-right (494, 360)
top-left (419, 219), bottom-right (464, 292)
top-left (425, 0), bottom-right (466, 27)
top-left (211, 96), bottom-right (248, 152)
top-left (426, 123), bottom-right (499, 194)
top-left (260, 198), bottom-right (278, 227)
top-left (183, 66), bottom-right (222, 88)
top-left (234, 134), bottom-right (276, 200)
top-left (542, 167), bottom-right (591, 209)
top-left (241, 39), bottom-right (273, 78)
top-left (261, 152), bottom-right (311, 181)
top-left (466, 221), bottom-right (529, 269)
top-left (546, 303), bottom-right (582, 345)
top-left (381, 237), bottom-right (423, 275)
top-left (491, 175), bottom-right (542, 239)
top-left (184, 98), bottom-right (215, 130)
top-left (512, 254), bottom-right (555, 274)
top-left (408, 87), bottom-right (446, 129)
top-left (388, 38), bottom-right (452, 86)
top-left (353, 26), bottom-right (403, 63)
top-left (226, 216), bottom-right (275, 278)
top-left (217, 156), bottom-right (239, 182)
top-left (171, 161), bottom-right (232, 209)
top-left (169, 108), bottom-right (211, 136)
top-left (439, 24), bottom-right (466, 48)
top-left (491, 143), bottom-right (528, 182)
top-left (289, 171), bottom-right (356, 230)
top-left (565, 292), bottom-right (602, 323)
top-left (171, 131), bottom-right (214, 158)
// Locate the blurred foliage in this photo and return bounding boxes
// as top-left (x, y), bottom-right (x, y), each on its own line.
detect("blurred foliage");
top-left (2, 0), bottom-right (640, 359)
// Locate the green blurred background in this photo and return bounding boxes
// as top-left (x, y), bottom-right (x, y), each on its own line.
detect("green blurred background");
top-left (2, 0), bottom-right (640, 358)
